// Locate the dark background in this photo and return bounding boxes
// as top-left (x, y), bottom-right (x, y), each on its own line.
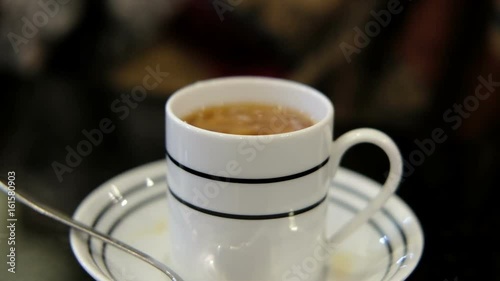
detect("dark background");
top-left (1, 0), bottom-right (499, 280)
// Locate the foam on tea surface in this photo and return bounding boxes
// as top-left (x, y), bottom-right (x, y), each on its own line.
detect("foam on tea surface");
top-left (182, 102), bottom-right (314, 135)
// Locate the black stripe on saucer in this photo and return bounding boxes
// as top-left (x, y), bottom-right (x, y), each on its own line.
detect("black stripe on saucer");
top-left (168, 186), bottom-right (327, 220)
top-left (87, 179), bottom-right (405, 281)
top-left (166, 151), bottom-right (329, 184)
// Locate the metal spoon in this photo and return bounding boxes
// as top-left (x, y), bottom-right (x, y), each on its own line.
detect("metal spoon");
top-left (0, 180), bottom-right (184, 281)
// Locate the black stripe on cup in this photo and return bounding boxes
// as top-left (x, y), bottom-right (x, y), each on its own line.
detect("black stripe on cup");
top-left (169, 186), bottom-right (327, 220)
top-left (166, 151), bottom-right (329, 184)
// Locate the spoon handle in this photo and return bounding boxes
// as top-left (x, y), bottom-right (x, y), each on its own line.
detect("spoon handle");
top-left (0, 181), bottom-right (184, 281)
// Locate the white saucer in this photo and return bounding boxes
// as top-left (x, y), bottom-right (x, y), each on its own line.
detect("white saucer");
top-left (70, 160), bottom-right (423, 281)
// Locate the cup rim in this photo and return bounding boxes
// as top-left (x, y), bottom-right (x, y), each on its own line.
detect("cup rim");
top-left (166, 76), bottom-right (334, 139)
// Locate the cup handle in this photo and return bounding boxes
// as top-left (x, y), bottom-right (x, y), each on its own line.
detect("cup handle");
top-left (327, 128), bottom-right (403, 247)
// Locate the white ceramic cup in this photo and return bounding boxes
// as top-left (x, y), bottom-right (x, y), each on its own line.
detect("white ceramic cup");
top-left (165, 77), bottom-right (402, 281)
